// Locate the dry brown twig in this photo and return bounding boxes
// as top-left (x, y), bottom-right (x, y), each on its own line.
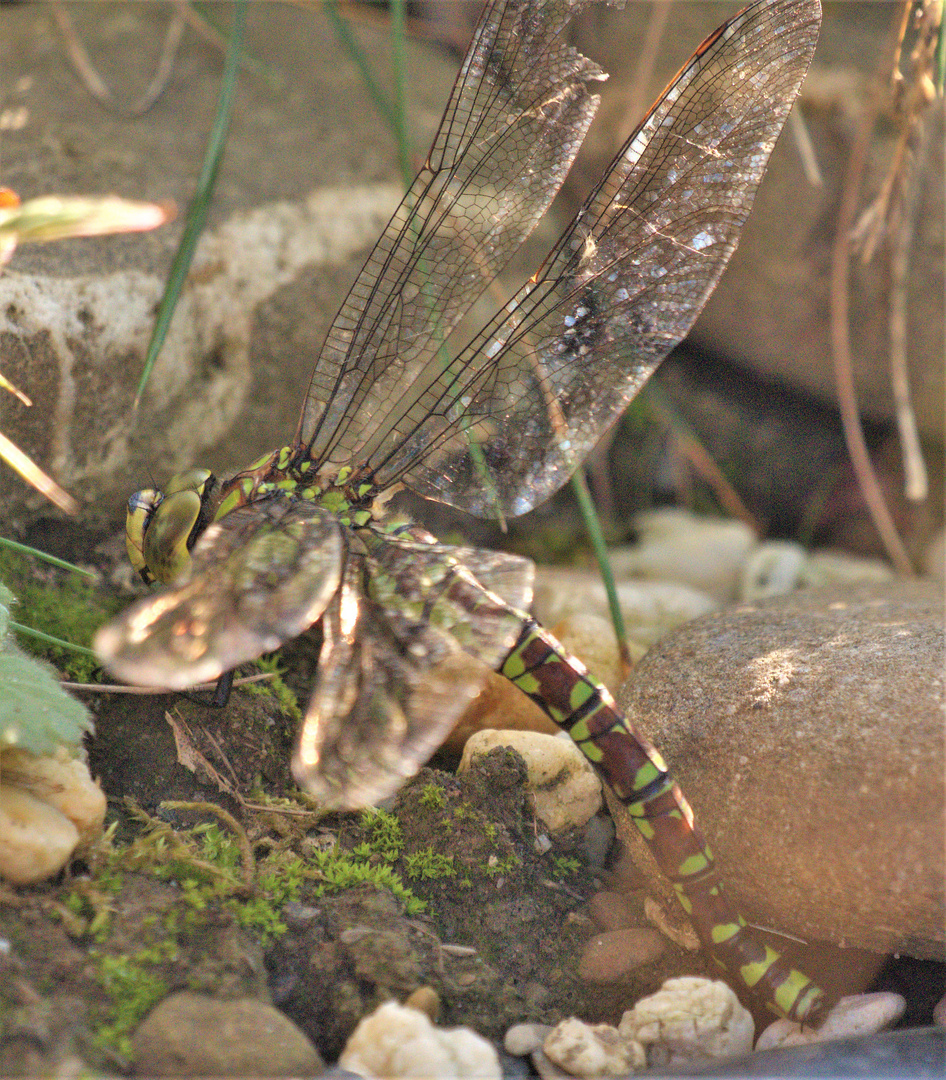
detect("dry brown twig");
top-left (831, 0), bottom-right (941, 573)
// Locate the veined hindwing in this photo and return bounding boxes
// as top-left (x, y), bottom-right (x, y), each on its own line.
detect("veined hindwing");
top-left (293, 523), bottom-right (533, 808)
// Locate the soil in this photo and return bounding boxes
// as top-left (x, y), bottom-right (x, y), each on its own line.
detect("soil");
top-left (1, 538), bottom-right (706, 1074)
top-left (2, 508), bottom-right (944, 1077)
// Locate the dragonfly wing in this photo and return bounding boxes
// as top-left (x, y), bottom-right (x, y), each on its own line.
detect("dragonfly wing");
top-left (377, 524), bottom-right (535, 614)
top-left (95, 496), bottom-right (344, 689)
top-left (442, 546), bottom-right (534, 613)
top-left (364, 526), bottom-right (529, 668)
top-left (382, 0), bottom-right (822, 517)
top-left (293, 560), bottom-right (489, 810)
top-left (298, 0), bottom-right (610, 467)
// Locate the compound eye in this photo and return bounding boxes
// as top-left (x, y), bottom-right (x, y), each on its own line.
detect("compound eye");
top-left (126, 489), bottom-right (162, 583)
top-left (141, 489), bottom-right (204, 585)
top-left (164, 467), bottom-right (212, 498)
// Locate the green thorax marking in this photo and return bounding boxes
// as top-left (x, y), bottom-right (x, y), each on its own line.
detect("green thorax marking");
top-left (211, 447), bottom-right (382, 529)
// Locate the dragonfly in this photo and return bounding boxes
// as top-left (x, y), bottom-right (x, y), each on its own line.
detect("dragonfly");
top-left (96, 0), bottom-right (827, 1024)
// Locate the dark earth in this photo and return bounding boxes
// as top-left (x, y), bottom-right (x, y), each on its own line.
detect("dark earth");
top-left (1, 531), bottom-right (943, 1076)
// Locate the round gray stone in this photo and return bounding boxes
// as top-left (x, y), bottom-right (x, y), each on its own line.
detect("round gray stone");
top-left (614, 581), bottom-right (944, 960)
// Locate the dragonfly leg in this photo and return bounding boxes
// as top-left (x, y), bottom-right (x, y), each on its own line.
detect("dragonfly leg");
top-left (206, 669), bottom-right (234, 708)
top-left (500, 617), bottom-right (830, 1025)
top-left (181, 669), bottom-right (234, 708)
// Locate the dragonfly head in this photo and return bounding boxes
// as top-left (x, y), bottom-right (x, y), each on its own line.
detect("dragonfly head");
top-left (125, 467), bottom-right (214, 585)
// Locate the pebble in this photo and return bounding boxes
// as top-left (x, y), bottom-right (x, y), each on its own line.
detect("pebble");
top-left (543, 1016), bottom-right (645, 1077)
top-left (756, 992), bottom-right (906, 1050)
top-left (738, 540), bottom-right (807, 600)
top-left (578, 928), bottom-right (665, 983)
top-left (403, 985), bottom-right (441, 1022)
top-left (798, 549), bottom-right (895, 588)
top-left (614, 581), bottom-right (945, 961)
top-left (339, 1000), bottom-right (501, 1079)
top-left (458, 729), bottom-right (602, 832)
top-left (504, 1022), bottom-right (552, 1057)
top-left (130, 992), bottom-right (323, 1077)
top-left (531, 1047), bottom-right (581, 1080)
top-left (533, 566), bottom-right (717, 648)
top-left (588, 890), bottom-right (638, 933)
top-left (609, 508), bottom-right (758, 602)
top-left (618, 977), bottom-right (755, 1066)
top-left (0, 748), bottom-right (106, 885)
top-left (0, 786), bottom-right (78, 886)
top-left (581, 813), bottom-right (615, 870)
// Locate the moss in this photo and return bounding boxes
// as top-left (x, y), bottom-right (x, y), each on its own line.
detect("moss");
top-left (484, 853), bottom-right (520, 877)
top-left (551, 855), bottom-right (582, 878)
top-left (242, 653), bottom-right (303, 721)
top-left (403, 847), bottom-right (455, 881)
top-left (0, 547), bottom-right (121, 683)
top-left (89, 944), bottom-right (175, 1057)
top-left (358, 806), bottom-right (404, 861)
top-left (308, 847), bottom-right (426, 915)
top-left (418, 782), bottom-right (447, 810)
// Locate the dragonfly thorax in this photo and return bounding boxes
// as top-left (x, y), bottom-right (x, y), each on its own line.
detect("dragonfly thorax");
top-left (125, 449), bottom-right (389, 587)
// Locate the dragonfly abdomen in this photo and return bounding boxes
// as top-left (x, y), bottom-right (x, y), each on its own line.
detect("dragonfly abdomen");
top-left (500, 618), bottom-right (828, 1024)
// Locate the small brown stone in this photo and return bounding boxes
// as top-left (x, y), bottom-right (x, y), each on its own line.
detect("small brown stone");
top-left (131, 992), bottom-right (323, 1078)
top-left (578, 928), bottom-right (666, 983)
top-left (404, 985), bottom-right (441, 1022)
top-left (588, 890), bottom-right (638, 933)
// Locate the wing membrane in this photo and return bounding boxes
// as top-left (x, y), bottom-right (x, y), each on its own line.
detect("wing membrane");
top-left (297, 0), bottom-right (609, 467)
top-left (292, 527), bottom-right (529, 808)
top-left (292, 563), bottom-right (480, 808)
top-left (362, 0), bottom-right (821, 516)
top-left (95, 496), bottom-right (344, 688)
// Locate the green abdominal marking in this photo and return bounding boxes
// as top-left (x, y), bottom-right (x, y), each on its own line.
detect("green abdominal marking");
top-left (501, 619), bottom-right (828, 1023)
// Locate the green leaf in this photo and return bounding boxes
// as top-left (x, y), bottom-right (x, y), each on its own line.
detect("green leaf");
top-left (0, 650), bottom-right (93, 755)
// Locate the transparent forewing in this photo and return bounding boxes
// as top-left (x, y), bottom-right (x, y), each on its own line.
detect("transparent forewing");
top-left (364, 0), bottom-right (820, 517)
top-left (292, 553), bottom-right (516, 810)
top-left (297, 0), bottom-right (608, 466)
top-left (95, 496), bottom-right (344, 689)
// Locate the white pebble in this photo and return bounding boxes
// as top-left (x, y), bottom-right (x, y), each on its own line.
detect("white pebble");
top-left (338, 1000), bottom-right (500, 1079)
top-left (756, 992), bottom-right (906, 1050)
top-left (799, 550), bottom-right (895, 588)
top-left (504, 1022), bottom-right (551, 1056)
top-left (738, 540), bottom-right (806, 600)
top-left (618, 977), bottom-right (754, 1066)
top-left (543, 1016), bottom-right (645, 1077)
top-left (458, 729), bottom-right (601, 832)
top-left (531, 1047), bottom-right (580, 1080)
top-left (611, 508), bottom-right (757, 601)
top-left (533, 567), bottom-right (717, 648)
